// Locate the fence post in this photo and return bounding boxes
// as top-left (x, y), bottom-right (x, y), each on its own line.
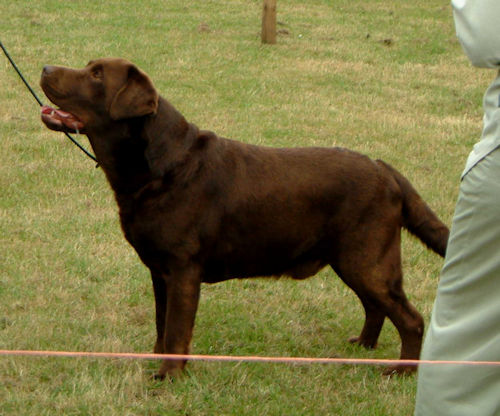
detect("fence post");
top-left (261, 0), bottom-right (277, 44)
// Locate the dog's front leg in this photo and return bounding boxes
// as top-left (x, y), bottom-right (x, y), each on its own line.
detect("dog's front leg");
top-left (151, 272), bottom-right (167, 354)
top-left (156, 264), bottom-right (202, 380)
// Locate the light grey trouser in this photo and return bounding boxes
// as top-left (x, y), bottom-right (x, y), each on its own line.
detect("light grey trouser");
top-left (414, 147), bottom-right (500, 416)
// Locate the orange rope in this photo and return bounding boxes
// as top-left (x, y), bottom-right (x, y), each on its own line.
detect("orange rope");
top-left (1, 349), bottom-right (499, 367)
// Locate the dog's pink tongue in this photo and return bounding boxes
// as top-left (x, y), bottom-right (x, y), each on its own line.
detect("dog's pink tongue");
top-left (41, 105), bottom-right (84, 130)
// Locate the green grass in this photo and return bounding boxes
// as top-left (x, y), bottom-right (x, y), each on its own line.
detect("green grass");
top-left (0, 0), bottom-right (493, 414)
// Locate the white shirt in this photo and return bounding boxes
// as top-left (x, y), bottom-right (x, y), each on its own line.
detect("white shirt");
top-left (452, 0), bottom-right (500, 177)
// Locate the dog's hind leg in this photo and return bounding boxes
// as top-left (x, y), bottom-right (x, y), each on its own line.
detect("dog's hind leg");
top-left (370, 244), bottom-right (424, 374)
top-left (380, 279), bottom-right (424, 375)
top-left (333, 240), bottom-right (424, 375)
top-left (347, 296), bottom-right (385, 349)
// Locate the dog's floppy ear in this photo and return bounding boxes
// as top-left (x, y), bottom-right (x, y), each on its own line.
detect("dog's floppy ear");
top-left (109, 65), bottom-right (159, 120)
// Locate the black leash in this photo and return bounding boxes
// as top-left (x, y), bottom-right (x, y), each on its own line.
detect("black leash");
top-left (0, 40), bottom-right (98, 165)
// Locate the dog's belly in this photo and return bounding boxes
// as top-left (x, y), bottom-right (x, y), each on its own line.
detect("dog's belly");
top-left (201, 238), bottom-right (330, 283)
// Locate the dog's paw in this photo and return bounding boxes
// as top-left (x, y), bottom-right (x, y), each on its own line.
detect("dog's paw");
top-left (348, 335), bottom-right (377, 349)
top-left (382, 364), bottom-right (416, 377)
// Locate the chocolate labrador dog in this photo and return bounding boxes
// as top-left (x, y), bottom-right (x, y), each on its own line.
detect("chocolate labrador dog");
top-left (40, 58), bottom-right (448, 379)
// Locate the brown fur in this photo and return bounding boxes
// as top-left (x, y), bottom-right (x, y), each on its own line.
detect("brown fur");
top-left (40, 58), bottom-right (449, 378)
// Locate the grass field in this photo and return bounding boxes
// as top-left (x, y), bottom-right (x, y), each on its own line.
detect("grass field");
top-left (0, 0), bottom-right (493, 414)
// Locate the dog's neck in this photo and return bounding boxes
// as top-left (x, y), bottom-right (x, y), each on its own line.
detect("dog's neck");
top-left (86, 96), bottom-right (200, 201)
top-left (141, 97), bottom-right (200, 178)
top-left (86, 119), bottom-right (150, 197)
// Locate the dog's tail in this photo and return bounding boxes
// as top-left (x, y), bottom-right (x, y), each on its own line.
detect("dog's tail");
top-left (377, 160), bottom-right (449, 257)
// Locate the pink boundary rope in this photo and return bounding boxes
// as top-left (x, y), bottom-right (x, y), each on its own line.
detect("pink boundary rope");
top-left (1, 349), bottom-right (499, 367)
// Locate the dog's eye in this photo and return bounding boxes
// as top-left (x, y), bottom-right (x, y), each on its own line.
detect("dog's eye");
top-left (91, 67), bottom-right (103, 80)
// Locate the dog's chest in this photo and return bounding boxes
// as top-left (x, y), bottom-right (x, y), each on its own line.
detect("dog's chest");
top-left (118, 195), bottom-right (203, 264)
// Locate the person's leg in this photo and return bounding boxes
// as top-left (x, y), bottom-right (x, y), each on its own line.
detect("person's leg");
top-left (415, 148), bottom-right (500, 416)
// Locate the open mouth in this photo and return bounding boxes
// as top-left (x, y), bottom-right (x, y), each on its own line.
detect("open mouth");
top-left (41, 105), bottom-right (85, 133)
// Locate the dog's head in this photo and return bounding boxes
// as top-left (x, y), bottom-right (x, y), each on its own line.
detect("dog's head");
top-left (40, 58), bottom-right (159, 134)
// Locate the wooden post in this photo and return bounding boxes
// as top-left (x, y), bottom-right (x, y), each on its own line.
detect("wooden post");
top-left (261, 0), bottom-right (277, 44)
